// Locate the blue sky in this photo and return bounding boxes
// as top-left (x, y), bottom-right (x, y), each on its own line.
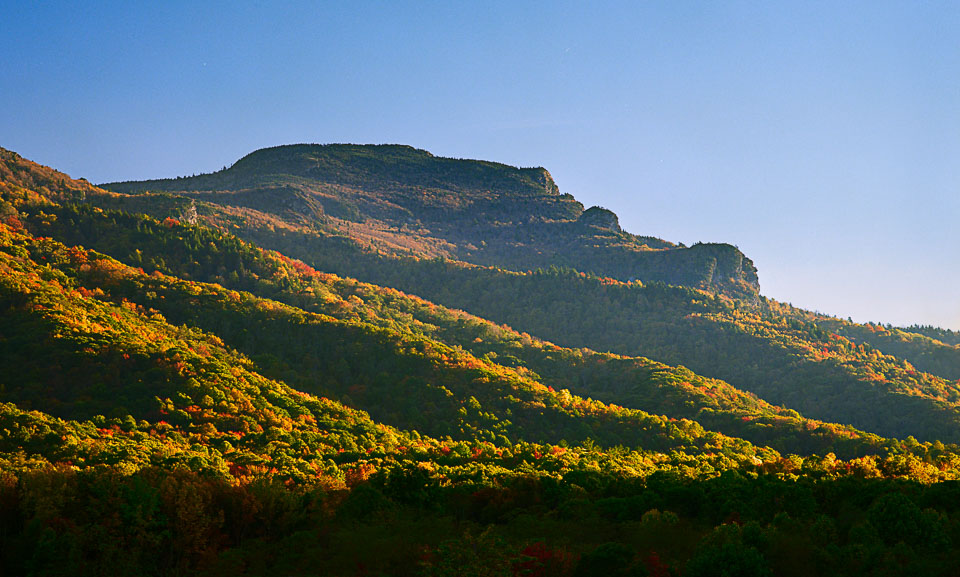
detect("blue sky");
top-left (3, 1), bottom-right (959, 329)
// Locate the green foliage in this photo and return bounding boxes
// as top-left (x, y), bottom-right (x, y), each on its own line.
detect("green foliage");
top-left (421, 527), bottom-right (516, 577)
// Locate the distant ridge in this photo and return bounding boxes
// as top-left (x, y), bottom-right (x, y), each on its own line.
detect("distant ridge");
top-left (103, 143), bottom-right (761, 298)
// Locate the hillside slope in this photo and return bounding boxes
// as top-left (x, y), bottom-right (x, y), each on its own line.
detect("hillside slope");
top-left (8, 145), bottom-right (959, 447)
top-left (14, 143), bottom-right (954, 441)
top-left (69, 146), bottom-right (960, 441)
top-left (18, 201), bottom-right (900, 457)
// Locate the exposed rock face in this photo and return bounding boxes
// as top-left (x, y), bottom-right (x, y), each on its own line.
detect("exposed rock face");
top-left (685, 242), bottom-right (760, 301)
top-left (579, 206), bottom-right (621, 231)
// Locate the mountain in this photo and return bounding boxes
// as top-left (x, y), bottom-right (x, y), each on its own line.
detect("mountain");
top-left (6, 144), bottom-right (960, 575)
top-left (102, 143), bottom-right (760, 299)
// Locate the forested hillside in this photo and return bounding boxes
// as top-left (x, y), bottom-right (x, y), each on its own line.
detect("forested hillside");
top-left (68, 193), bottom-right (959, 443)
top-left (13, 201), bottom-right (891, 458)
top-left (92, 145), bottom-right (960, 442)
top-left (5, 145), bottom-right (960, 575)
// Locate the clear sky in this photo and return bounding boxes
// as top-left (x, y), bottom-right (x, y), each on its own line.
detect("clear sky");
top-left (3, 1), bottom-right (959, 329)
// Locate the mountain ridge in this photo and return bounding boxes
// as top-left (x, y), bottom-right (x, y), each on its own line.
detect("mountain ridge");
top-left (101, 143), bottom-right (761, 299)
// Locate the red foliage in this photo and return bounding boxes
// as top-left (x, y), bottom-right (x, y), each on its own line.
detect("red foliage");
top-left (512, 542), bottom-right (577, 577)
top-left (644, 551), bottom-right (672, 577)
top-left (3, 216), bottom-right (23, 230)
top-left (66, 246), bottom-right (88, 264)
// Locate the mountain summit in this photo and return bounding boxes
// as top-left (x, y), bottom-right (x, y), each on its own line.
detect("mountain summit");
top-left (103, 143), bottom-right (760, 298)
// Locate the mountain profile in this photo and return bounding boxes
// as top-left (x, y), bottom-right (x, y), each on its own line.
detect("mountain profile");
top-left (103, 143), bottom-right (760, 299)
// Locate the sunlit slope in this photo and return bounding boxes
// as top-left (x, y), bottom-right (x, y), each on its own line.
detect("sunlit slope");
top-left (0, 148), bottom-right (893, 457)
top-left (4, 219), bottom-right (784, 459)
top-left (778, 305), bottom-right (960, 382)
top-left (7, 144), bottom-right (960, 446)
top-left (84, 188), bottom-right (957, 443)
top-left (13, 199), bottom-right (901, 457)
top-left (0, 231), bottom-right (416, 484)
top-left (5, 218), bottom-right (787, 501)
top-left (83, 194), bottom-right (960, 442)
top-left (307, 255), bottom-right (960, 442)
